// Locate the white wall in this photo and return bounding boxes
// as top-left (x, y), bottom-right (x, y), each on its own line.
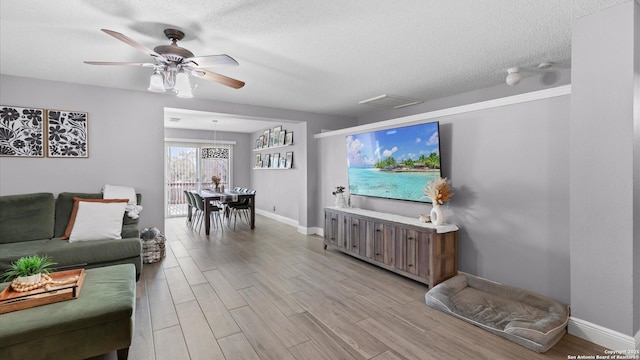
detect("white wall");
top-left (570, 0), bottom-right (637, 337)
top-left (317, 93), bottom-right (572, 305)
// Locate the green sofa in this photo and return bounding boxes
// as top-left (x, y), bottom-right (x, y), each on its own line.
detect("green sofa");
top-left (0, 192), bottom-right (142, 280)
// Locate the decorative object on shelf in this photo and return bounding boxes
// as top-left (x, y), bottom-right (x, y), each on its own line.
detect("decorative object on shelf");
top-left (332, 186), bottom-right (347, 208)
top-left (418, 214), bottom-right (430, 223)
top-left (1, 255), bottom-right (57, 286)
top-left (255, 153), bottom-right (261, 167)
top-left (263, 153), bottom-right (270, 167)
top-left (273, 126), bottom-right (282, 146)
top-left (272, 153), bottom-right (280, 168)
top-left (212, 175), bottom-right (221, 192)
top-left (46, 109), bottom-right (88, 158)
top-left (285, 131), bottom-right (293, 145)
top-left (263, 130), bottom-right (270, 148)
top-left (423, 177), bottom-right (453, 226)
top-left (0, 105), bottom-right (45, 157)
top-left (279, 130), bottom-right (286, 146)
top-left (285, 151), bottom-right (293, 168)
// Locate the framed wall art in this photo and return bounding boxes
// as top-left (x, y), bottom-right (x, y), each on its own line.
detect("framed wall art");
top-left (46, 109), bottom-right (88, 158)
top-left (285, 151), bottom-right (293, 168)
top-left (0, 105), bottom-right (45, 157)
top-left (285, 131), bottom-right (293, 145)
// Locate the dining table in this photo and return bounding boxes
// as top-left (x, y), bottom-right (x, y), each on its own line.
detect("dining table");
top-left (195, 189), bottom-right (256, 235)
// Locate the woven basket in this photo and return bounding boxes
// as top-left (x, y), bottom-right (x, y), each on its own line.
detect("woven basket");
top-left (140, 227), bottom-right (166, 264)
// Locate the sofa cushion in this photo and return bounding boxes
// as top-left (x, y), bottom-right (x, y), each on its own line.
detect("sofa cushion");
top-left (0, 239), bottom-right (49, 272)
top-left (54, 193), bottom-right (141, 238)
top-left (0, 193), bottom-right (55, 244)
top-left (37, 237), bottom-right (141, 268)
top-left (0, 264), bottom-right (136, 356)
top-left (62, 198), bottom-right (129, 240)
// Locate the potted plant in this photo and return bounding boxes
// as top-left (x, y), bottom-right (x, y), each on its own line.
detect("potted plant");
top-left (1, 255), bottom-right (57, 283)
top-left (332, 186), bottom-right (347, 208)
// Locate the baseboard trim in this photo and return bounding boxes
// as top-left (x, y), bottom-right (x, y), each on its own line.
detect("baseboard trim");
top-left (255, 209), bottom-right (298, 227)
top-left (298, 226), bottom-right (322, 236)
top-left (568, 316), bottom-right (635, 350)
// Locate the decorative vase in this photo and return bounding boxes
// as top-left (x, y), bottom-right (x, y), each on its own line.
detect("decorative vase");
top-left (17, 273), bottom-right (41, 284)
top-left (335, 193), bottom-right (347, 208)
top-left (430, 203), bottom-right (444, 226)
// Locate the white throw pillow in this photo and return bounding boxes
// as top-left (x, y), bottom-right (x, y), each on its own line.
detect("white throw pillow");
top-left (69, 201), bottom-right (128, 242)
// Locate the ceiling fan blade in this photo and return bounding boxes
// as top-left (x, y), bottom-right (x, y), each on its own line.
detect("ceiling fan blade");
top-left (184, 54), bottom-right (239, 67)
top-left (84, 61), bottom-right (157, 67)
top-left (101, 29), bottom-right (168, 62)
top-left (192, 69), bottom-right (245, 89)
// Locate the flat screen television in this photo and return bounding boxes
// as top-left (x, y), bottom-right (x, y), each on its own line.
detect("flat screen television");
top-left (346, 121), bottom-right (441, 203)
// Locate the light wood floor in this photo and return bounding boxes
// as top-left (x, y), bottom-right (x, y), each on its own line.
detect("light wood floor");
top-left (92, 215), bottom-right (607, 360)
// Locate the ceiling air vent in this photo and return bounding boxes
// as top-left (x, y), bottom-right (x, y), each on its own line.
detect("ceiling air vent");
top-left (358, 94), bottom-right (423, 109)
top-left (169, 117), bottom-right (181, 122)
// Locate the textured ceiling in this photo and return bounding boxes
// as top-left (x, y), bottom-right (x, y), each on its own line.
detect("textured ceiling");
top-left (0, 0), bottom-right (628, 126)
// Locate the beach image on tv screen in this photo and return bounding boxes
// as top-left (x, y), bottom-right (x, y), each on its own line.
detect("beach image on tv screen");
top-left (346, 121), bottom-right (441, 203)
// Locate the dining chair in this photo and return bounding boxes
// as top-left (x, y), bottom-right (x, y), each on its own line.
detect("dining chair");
top-left (193, 192), bottom-right (223, 232)
top-left (227, 190), bottom-right (255, 230)
top-left (183, 190), bottom-right (193, 227)
top-left (186, 191), bottom-right (200, 228)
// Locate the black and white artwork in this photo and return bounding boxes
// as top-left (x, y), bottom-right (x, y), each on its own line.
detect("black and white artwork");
top-left (0, 105), bottom-right (45, 157)
top-left (46, 110), bottom-right (88, 158)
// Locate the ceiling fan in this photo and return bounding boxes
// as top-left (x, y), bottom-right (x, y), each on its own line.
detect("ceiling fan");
top-left (84, 28), bottom-right (245, 98)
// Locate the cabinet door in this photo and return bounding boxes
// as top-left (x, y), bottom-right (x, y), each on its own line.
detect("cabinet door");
top-left (324, 211), bottom-right (339, 247)
top-left (367, 222), bottom-right (393, 265)
top-left (346, 217), bottom-right (364, 254)
top-left (394, 229), bottom-right (420, 275)
top-left (416, 231), bottom-right (431, 279)
top-left (337, 214), bottom-right (348, 249)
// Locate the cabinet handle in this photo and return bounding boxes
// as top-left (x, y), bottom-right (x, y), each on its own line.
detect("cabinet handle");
top-left (376, 229), bottom-right (381, 232)
top-left (408, 264), bottom-right (413, 267)
top-left (330, 237), bottom-right (335, 240)
top-left (352, 245), bottom-right (357, 248)
top-left (375, 252), bottom-right (380, 256)
top-left (408, 237), bottom-right (413, 240)
top-left (353, 224), bottom-right (358, 227)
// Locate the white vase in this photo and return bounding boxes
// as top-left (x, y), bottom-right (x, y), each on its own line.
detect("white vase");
top-left (17, 273), bottom-right (41, 283)
top-left (430, 204), bottom-right (444, 226)
top-left (335, 193), bottom-right (347, 208)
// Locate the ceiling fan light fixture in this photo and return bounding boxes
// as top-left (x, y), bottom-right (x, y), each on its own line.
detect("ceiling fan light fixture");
top-left (148, 70), bottom-right (166, 92)
top-left (175, 71), bottom-right (193, 98)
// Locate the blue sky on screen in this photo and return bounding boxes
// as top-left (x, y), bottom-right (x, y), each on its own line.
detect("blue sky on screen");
top-left (346, 122), bottom-right (439, 167)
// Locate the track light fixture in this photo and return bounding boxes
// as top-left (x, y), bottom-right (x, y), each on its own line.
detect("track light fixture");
top-left (505, 67), bottom-right (522, 86)
top-left (505, 62), bottom-right (555, 86)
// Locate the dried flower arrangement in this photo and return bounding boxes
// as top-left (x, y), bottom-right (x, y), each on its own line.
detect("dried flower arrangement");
top-left (332, 186), bottom-right (345, 196)
top-left (423, 177), bottom-right (453, 205)
top-left (211, 175), bottom-right (221, 187)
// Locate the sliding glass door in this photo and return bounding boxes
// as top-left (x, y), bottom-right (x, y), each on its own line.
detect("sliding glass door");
top-left (165, 142), bottom-right (232, 217)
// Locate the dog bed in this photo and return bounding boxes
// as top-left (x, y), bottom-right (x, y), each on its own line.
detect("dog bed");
top-left (425, 273), bottom-right (569, 353)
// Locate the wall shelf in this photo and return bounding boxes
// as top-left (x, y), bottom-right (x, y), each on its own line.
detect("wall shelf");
top-left (253, 143), bottom-right (294, 152)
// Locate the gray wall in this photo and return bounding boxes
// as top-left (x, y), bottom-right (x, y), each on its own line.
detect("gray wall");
top-left (0, 74), bottom-right (353, 232)
top-left (570, 1), bottom-right (637, 336)
top-left (164, 127), bottom-right (252, 191)
top-left (0, 76), bottom-right (165, 231)
top-left (318, 94), bottom-right (572, 304)
top-left (634, 0), bottom-right (640, 340)
top-left (250, 122), bottom-right (305, 221)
